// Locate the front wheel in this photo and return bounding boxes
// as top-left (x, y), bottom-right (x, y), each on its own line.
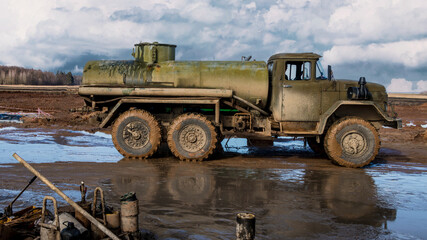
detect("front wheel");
top-left (112, 109), bottom-right (161, 159)
top-left (167, 113), bottom-right (217, 161)
top-left (324, 117), bottom-right (380, 168)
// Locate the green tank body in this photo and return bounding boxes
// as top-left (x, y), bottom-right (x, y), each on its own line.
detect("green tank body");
top-left (82, 42), bottom-right (269, 109)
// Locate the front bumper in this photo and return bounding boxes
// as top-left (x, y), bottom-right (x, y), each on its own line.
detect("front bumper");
top-left (383, 118), bottom-right (402, 129)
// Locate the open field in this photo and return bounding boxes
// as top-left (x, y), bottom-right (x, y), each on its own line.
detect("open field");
top-left (0, 85), bottom-right (78, 93)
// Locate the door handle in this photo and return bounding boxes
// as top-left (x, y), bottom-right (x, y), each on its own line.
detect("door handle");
top-left (283, 85), bottom-right (293, 88)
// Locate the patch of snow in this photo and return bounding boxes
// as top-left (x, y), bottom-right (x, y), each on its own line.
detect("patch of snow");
top-left (73, 130), bottom-right (111, 139)
top-left (0, 127), bottom-right (17, 131)
top-left (405, 122), bottom-right (416, 127)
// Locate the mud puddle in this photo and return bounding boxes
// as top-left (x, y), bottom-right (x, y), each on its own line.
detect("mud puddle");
top-left (0, 128), bottom-right (426, 239)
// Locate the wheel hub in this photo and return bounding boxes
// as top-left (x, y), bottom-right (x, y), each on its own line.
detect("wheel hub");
top-left (341, 131), bottom-right (367, 155)
top-left (123, 121), bottom-right (149, 149)
top-left (179, 124), bottom-right (207, 153)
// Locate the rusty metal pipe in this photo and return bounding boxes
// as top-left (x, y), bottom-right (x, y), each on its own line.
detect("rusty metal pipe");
top-left (232, 95), bottom-right (269, 116)
top-left (92, 187), bottom-right (106, 225)
top-left (12, 153), bottom-right (120, 240)
top-left (4, 175), bottom-right (37, 217)
top-left (79, 87), bottom-right (233, 98)
top-left (40, 196), bottom-right (60, 240)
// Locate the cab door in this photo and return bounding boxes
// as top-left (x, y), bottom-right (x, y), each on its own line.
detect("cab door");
top-left (280, 60), bottom-right (322, 132)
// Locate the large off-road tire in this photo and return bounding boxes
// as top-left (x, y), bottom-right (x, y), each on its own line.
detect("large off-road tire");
top-left (167, 113), bottom-right (217, 161)
top-left (307, 137), bottom-right (326, 155)
top-left (112, 109), bottom-right (161, 159)
top-left (324, 117), bottom-right (380, 168)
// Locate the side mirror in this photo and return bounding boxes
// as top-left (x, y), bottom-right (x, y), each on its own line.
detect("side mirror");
top-left (327, 65), bottom-right (333, 80)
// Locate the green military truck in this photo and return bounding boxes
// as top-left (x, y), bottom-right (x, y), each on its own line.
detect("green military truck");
top-left (78, 42), bottom-right (401, 167)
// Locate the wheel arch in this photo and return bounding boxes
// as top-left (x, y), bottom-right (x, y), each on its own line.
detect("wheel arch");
top-left (318, 100), bottom-right (396, 134)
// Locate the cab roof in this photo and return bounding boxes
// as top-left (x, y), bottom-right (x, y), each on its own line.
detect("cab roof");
top-left (268, 53), bottom-right (322, 62)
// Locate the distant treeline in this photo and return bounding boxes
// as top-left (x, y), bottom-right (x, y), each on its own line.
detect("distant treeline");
top-left (0, 66), bottom-right (82, 85)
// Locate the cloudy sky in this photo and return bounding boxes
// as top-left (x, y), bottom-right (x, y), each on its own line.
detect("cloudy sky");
top-left (1, 0), bottom-right (426, 92)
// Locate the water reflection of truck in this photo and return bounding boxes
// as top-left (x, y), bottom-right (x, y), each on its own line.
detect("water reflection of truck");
top-left (79, 42), bottom-right (401, 167)
top-left (111, 162), bottom-right (396, 238)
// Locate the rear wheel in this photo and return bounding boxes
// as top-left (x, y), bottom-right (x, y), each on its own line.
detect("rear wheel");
top-left (167, 113), bottom-right (217, 161)
top-left (324, 117), bottom-right (380, 168)
top-left (112, 109), bottom-right (161, 159)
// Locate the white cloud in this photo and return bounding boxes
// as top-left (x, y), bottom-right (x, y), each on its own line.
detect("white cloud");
top-left (72, 65), bottom-right (83, 74)
top-left (262, 0), bottom-right (333, 37)
top-left (263, 33), bottom-right (279, 45)
top-left (263, 5), bottom-right (290, 27)
top-left (245, 2), bottom-right (257, 10)
top-left (323, 39), bottom-right (427, 68)
top-left (214, 40), bottom-right (251, 60)
top-left (387, 78), bottom-right (414, 93)
top-left (327, 0), bottom-right (427, 45)
top-left (278, 40), bottom-right (298, 53)
top-left (416, 80), bottom-right (427, 93)
top-left (387, 78), bottom-right (427, 93)
top-left (0, 1), bottom-right (53, 47)
top-left (180, 2), bottom-right (227, 24)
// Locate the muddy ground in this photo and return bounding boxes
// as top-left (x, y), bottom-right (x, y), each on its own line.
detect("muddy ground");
top-left (0, 90), bottom-right (426, 239)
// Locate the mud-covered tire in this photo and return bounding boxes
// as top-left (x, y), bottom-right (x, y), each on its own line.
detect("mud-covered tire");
top-left (167, 113), bottom-right (217, 161)
top-left (112, 109), bottom-right (161, 159)
top-left (324, 117), bottom-right (380, 168)
top-left (307, 137), bottom-right (326, 155)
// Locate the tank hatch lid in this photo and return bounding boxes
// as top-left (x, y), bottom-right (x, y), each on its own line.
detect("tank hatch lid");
top-left (134, 42), bottom-right (177, 47)
top-left (268, 53), bottom-right (321, 62)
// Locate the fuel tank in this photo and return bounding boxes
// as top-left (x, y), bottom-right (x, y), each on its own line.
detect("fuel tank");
top-left (81, 42), bottom-right (269, 109)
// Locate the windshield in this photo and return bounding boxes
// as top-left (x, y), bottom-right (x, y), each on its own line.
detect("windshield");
top-left (316, 61), bottom-right (327, 80)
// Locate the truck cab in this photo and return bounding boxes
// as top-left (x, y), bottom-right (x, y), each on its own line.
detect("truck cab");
top-left (266, 53), bottom-right (401, 167)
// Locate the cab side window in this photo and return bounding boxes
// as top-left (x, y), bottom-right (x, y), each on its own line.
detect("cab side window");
top-left (285, 61), bottom-right (311, 80)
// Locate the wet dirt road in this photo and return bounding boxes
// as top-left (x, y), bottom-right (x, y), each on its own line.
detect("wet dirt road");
top-left (1, 128), bottom-right (427, 239)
